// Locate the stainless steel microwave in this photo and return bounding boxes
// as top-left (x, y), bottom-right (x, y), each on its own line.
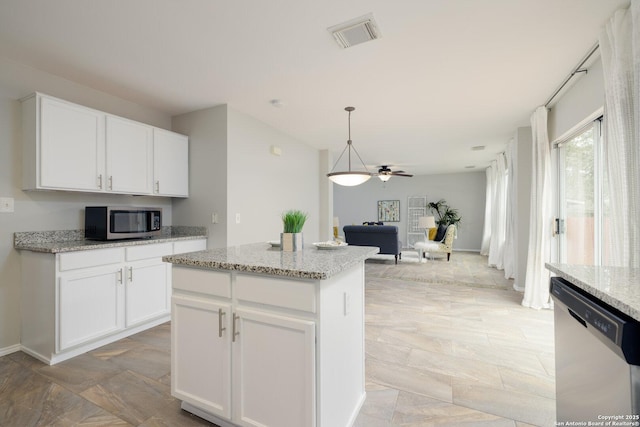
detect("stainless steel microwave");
top-left (85, 206), bottom-right (162, 240)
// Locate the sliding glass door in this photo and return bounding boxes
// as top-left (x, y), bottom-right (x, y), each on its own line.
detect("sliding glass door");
top-left (556, 119), bottom-right (606, 265)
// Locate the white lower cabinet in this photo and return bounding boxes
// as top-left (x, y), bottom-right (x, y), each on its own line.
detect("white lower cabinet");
top-left (58, 264), bottom-right (124, 351)
top-left (125, 258), bottom-right (170, 327)
top-left (233, 308), bottom-right (315, 427)
top-left (171, 265), bottom-right (364, 427)
top-left (20, 239), bottom-right (206, 365)
top-left (172, 295), bottom-right (232, 418)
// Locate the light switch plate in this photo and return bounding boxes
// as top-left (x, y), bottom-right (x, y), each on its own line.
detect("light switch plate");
top-left (0, 197), bottom-right (14, 213)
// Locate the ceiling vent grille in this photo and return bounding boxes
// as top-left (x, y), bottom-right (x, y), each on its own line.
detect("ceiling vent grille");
top-left (328, 14), bottom-right (381, 49)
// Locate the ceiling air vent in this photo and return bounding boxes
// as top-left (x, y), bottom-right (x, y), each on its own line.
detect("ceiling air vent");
top-left (328, 14), bottom-right (381, 49)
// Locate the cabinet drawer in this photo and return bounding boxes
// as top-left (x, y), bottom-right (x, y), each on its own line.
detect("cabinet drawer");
top-left (173, 266), bottom-right (231, 298)
top-left (58, 248), bottom-right (124, 271)
top-left (126, 242), bottom-right (173, 261)
top-left (235, 274), bottom-right (316, 313)
top-left (173, 239), bottom-right (207, 255)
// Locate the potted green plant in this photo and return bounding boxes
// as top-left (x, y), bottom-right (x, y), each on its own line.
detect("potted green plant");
top-left (428, 199), bottom-right (462, 227)
top-left (281, 209), bottom-right (308, 251)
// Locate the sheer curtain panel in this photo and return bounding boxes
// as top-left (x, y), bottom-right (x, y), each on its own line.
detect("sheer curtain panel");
top-left (503, 143), bottom-right (516, 280)
top-left (488, 157), bottom-right (507, 268)
top-left (522, 106), bottom-right (552, 309)
top-left (480, 167), bottom-right (492, 256)
top-left (600, 1), bottom-right (640, 267)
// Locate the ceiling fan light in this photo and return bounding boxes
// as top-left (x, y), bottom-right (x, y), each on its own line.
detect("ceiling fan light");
top-left (378, 174), bottom-right (391, 182)
top-left (327, 171), bottom-right (372, 186)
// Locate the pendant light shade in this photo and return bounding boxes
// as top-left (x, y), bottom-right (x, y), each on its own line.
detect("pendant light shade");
top-left (327, 107), bottom-right (372, 186)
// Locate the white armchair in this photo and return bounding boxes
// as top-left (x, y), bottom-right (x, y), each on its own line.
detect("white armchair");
top-left (414, 224), bottom-right (456, 262)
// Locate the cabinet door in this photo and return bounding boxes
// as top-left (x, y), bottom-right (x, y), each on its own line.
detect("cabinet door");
top-left (40, 96), bottom-right (104, 191)
top-left (105, 115), bottom-right (153, 194)
top-left (233, 308), bottom-right (316, 427)
top-left (125, 259), bottom-right (170, 327)
top-left (153, 128), bottom-right (189, 197)
top-left (172, 295), bottom-right (231, 418)
top-left (57, 265), bottom-right (124, 351)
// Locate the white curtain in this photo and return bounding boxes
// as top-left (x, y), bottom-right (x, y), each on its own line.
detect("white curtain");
top-left (600, 0), bottom-right (640, 267)
top-left (487, 159), bottom-right (501, 267)
top-left (480, 167), bottom-right (492, 256)
top-left (522, 106), bottom-right (552, 310)
top-left (487, 153), bottom-right (507, 269)
top-left (503, 143), bottom-right (516, 280)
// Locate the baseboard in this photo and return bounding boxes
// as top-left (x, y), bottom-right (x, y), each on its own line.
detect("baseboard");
top-left (0, 344), bottom-right (21, 358)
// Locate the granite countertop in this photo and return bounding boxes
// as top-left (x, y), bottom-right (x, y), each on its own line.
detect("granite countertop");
top-left (546, 263), bottom-right (640, 321)
top-left (163, 242), bottom-right (379, 280)
top-left (14, 226), bottom-right (207, 253)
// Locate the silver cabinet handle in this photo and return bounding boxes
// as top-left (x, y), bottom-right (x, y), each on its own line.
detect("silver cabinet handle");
top-left (155, 180), bottom-right (160, 193)
top-left (128, 266), bottom-right (133, 282)
top-left (232, 313), bottom-right (239, 342)
top-left (218, 308), bottom-right (226, 338)
top-left (108, 175), bottom-right (113, 190)
top-left (117, 268), bottom-right (123, 284)
top-left (98, 174), bottom-right (103, 189)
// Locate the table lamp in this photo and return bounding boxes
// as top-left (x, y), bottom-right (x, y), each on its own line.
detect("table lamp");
top-left (418, 216), bottom-right (436, 237)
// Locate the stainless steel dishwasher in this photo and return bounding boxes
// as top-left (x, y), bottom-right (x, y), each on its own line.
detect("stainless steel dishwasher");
top-left (550, 277), bottom-right (640, 422)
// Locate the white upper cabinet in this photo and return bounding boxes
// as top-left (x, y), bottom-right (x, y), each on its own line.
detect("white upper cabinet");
top-left (23, 95), bottom-right (105, 191)
top-left (106, 115), bottom-right (153, 194)
top-left (153, 128), bottom-right (189, 197)
top-left (22, 92), bottom-right (188, 197)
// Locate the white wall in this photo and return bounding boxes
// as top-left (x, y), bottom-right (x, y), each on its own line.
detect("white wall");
top-left (0, 57), bottom-right (173, 353)
top-left (227, 107), bottom-right (320, 245)
top-left (333, 171), bottom-right (486, 251)
top-left (172, 105), bottom-right (321, 248)
top-left (172, 105), bottom-right (228, 248)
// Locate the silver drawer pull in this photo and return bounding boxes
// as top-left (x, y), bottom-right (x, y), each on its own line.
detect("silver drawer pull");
top-left (98, 174), bottom-right (103, 189)
top-left (218, 308), bottom-right (226, 338)
top-left (232, 313), bottom-right (239, 342)
top-left (128, 266), bottom-right (133, 282)
top-left (108, 175), bottom-right (113, 190)
top-left (117, 268), bottom-right (123, 284)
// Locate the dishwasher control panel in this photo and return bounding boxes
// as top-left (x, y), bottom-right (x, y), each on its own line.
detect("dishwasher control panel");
top-left (550, 277), bottom-right (622, 345)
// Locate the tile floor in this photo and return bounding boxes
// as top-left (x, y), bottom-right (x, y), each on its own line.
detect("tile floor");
top-left (0, 252), bottom-right (556, 426)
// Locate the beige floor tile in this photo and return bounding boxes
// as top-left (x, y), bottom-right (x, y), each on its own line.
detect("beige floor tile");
top-left (366, 358), bottom-right (453, 403)
top-left (392, 390), bottom-right (517, 427)
top-left (407, 348), bottom-right (503, 387)
top-left (452, 377), bottom-right (556, 426)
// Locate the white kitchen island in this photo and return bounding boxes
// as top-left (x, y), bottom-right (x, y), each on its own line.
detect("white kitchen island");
top-left (163, 242), bottom-right (378, 427)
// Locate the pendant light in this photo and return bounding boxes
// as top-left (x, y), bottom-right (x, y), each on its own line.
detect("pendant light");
top-left (327, 106), bottom-right (372, 186)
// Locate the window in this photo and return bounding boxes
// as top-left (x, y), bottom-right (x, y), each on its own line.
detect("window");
top-left (556, 118), bottom-right (606, 265)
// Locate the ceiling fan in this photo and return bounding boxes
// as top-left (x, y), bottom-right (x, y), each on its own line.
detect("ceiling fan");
top-left (375, 165), bottom-right (413, 182)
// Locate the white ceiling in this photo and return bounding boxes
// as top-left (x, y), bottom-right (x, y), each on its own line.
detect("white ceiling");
top-left (0, 0), bottom-right (628, 175)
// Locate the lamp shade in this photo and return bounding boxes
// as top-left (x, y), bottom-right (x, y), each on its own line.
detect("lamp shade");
top-left (327, 171), bottom-right (371, 186)
top-left (418, 216), bottom-right (436, 229)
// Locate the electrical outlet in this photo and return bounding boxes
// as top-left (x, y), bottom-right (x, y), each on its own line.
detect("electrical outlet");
top-left (212, 212), bottom-right (219, 224)
top-left (0, 197), bottom-right (14, 213)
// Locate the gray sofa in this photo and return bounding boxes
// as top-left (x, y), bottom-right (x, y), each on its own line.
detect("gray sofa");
top-left (343, 225), bottom-right (402, 264)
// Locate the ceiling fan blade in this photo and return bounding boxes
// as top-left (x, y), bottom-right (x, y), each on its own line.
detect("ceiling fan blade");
top-left (391, 172), bottom-right (413, 177)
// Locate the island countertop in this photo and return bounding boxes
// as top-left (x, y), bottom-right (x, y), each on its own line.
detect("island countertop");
top-left (163, 242), bottom-right (379, 280)
top-left (546, 263), bottom-right (640, 321)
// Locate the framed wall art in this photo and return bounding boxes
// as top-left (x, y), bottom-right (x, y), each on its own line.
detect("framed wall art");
top-left (378, 200), bottom-right (400, 222)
